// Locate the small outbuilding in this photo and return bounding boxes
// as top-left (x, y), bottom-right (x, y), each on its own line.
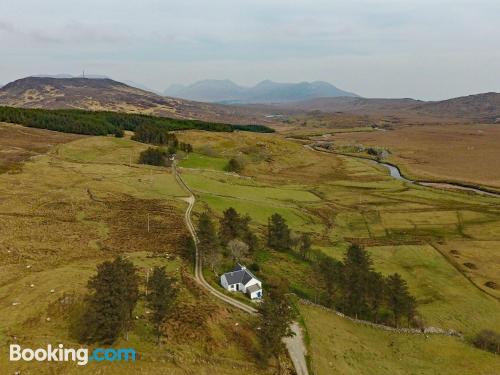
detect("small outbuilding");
top-left (220, 264), bottom-right (263, 300)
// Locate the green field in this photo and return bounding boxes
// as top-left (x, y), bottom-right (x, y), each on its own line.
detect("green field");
top-left (300, 302), bottom-right (499, 375)
top-left (179, 152), bottom-right (228, 171)
top-left (2, 129), bottom-right (499, 374)
top-left (175, 130), bottom-right (500, 372)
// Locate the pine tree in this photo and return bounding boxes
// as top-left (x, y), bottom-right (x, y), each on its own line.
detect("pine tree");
top-left (341, 244), bottom-right (373, 318)
top-left (219, 208), bottom-right (258, 251)
top-left (78, 257), bottom-right (139, 344)
top-left (267, 213), bottom-right (291, 251)
top-left (219, 207), bottom-right (241, 244)
top-left (386, 273), bottom-right (416, 327)
top-left (257, 290), bottom-right (296, 367)
top-left (147, 267), bottom-right (177, 344)
top-left (367, 271), bottom-right (385, 323)
top-left (197, 212), bottom-right (220, 271)
top-left (299, 233), bottom-right (312, 259)
top-left (179, 233), bottom-right (196, 263)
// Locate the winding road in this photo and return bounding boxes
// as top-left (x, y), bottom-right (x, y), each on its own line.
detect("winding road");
top-left (173, 162), bottom-right (309, 375)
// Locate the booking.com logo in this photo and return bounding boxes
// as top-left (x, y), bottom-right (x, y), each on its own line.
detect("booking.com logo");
top-left (10, 344), bottom-right (136, 366)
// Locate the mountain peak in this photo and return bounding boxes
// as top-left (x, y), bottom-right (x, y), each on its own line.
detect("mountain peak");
top-left (164, 79), bottom-right (358, 103)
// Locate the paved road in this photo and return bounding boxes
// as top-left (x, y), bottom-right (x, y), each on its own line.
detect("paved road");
top-left (173, 163), bottom-right (309, 375)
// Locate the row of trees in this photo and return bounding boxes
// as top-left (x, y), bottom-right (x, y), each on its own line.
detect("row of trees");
top-left (138, 147), bottom-right (170, 166)
top-left (131, 123), bottom-right (179, 146)
top-left (266, 213), bottom-right (417, 327)
top-left (314, 245), bottom-right (417, 327)
top-left (0, 106), bottom-right (274, 137)
top-left (72, 257), bottom-right (177, 344)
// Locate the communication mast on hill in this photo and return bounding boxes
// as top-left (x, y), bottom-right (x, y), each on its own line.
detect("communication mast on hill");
top-left (82, 69), bottom-right (85, 78)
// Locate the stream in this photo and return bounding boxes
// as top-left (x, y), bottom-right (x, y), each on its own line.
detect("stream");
top-left (374, 160), bottom-right (500, 197)
top-left (306, 144), bottom-right (500, 198)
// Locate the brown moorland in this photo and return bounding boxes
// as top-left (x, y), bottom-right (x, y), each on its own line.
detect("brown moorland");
top-left (332, 124), bottom-right (500, 190)
top-left (0, 122), bottom-right (83, 173)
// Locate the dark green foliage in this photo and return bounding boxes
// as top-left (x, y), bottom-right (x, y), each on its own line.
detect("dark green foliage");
top-left (197, 212), bottom-right (220, 270)
top-left (267, 213), bottom-right (291, 251)
top-left (473, 330), bottom-right (500, 354)
top-left (131, 123), bottom-right (178, 145)
top-left (257, 289), bottom-right (296, 364)
top-left (138, 147), bottom-right (168, 166)
top-left (146, 267), bottom-right (178, 344)
top-left (299, 233), bottom-right (312, 259)
top-left (77, 257), bottom-right (139, 344)
top-left (226, 157), bottom-right (244, 173)
top-left (0, 106), bottom-right (273, 136)
top-left (385, 273), bottom-right (416, 327)
top-left (340, 244), bottom-right (374, 318)
top-left (248, 262), bottom-right (260, 272)
top-left (114, 127), bottom-right (125, 138)
top-left (232, 124), bottom-right (275, 133)
top-left (313, 254), bottom-right (343, 308)
top-left (179, 142), bottom-right (193, 153)
top-left (313, 244), bottom-right (418, 327)
top-left (218, 207), bottom-right (257, 250)
top-left (179, 233), bottom-right (196, 264)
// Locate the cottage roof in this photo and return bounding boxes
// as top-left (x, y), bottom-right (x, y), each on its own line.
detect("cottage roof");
top-left (246, 284), bottom-right (262, 294)
top-left (223, 264), bottom-right (259, 286)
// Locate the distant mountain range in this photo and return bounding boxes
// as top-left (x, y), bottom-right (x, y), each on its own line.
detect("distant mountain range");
top-left (0, 76), bottom-right (498, 124)
top-left (164, 79), bottom-right (358, 104)
top-left (0, 76), bottom-right (277, 125)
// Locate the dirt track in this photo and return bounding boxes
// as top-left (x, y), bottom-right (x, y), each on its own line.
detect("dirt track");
top-left (173, 162), bottom-right (309, 375)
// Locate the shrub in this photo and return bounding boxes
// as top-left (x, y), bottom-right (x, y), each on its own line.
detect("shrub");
top-left (138, 147), bottom-right (168, 166)
top-left (226, 157), bottom-right (244, 173)
top-left (473, 330), bottom-right (500, 354)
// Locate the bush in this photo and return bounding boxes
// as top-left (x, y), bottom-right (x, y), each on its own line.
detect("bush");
top-left (226, 157), bottom-right (244, 173)
top-left (248, 262), bottom-right (260, 272)
top-left (138, 147), bottom-right (168, 166)
top-left (473, 330), bottom-right (500, 354)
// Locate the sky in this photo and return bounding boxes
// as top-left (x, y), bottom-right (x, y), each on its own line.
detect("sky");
top-left (1, 0), bottom-right (499, 100)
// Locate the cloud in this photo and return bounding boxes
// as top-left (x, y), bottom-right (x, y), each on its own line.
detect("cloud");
top-left (0, 0), bottom-right (499, 99)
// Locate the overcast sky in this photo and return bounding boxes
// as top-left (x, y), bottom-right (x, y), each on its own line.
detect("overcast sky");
top-left (1, 0), bottom-right (499, 100)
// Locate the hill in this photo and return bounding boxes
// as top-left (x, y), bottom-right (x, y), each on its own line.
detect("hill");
top-left (269, 92), bottom-right (500, 122)
top-left (414, 92), bottom-right (500, 123)
top-left (0, 76), bottom-right (280, 126)
top-left (0, 77), bottom-right (180, 113)
top-left (165, 79), bottom-right (246, 102)
top-left (164, 79), bottom-right (358, 103)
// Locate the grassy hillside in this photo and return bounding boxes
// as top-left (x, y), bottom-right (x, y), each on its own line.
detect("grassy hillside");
top-left (0, 133), bottom-right (276, 374)
top-left (300, 302), bottom-right (499, 375)
top-left (2, 124), bottom-right (499, 373)
top-left (173, 130), bottom-right (499, 368)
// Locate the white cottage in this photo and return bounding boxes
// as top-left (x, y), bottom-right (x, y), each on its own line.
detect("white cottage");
top-left (220, 264), bottom-right (263, 299)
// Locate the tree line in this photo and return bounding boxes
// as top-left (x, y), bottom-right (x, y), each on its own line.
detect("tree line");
top-left (266, 213), bottom-right (418, 328)
top-left (0, 106), bottom-right (274, 136)
top-left (194, 209), bottom-right (418, 328)
top-left (133, 123), bottom-right (194, 166)
top-left (71, 256), bottom-right (177, 345)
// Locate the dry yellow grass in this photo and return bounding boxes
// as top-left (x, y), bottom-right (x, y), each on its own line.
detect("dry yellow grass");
top-left (332, 124), bottom-right (500, 189)
top-left (0, 135), bottom-right (274, 374)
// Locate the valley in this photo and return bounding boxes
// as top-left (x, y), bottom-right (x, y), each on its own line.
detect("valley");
top-left (0, 81), bottom-right (499, 374)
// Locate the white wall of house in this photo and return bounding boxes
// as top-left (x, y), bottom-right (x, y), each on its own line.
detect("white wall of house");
top-left (220, 275), bottom-right (229, 289)
top-left (249, 289), bottom-right (263, 299)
